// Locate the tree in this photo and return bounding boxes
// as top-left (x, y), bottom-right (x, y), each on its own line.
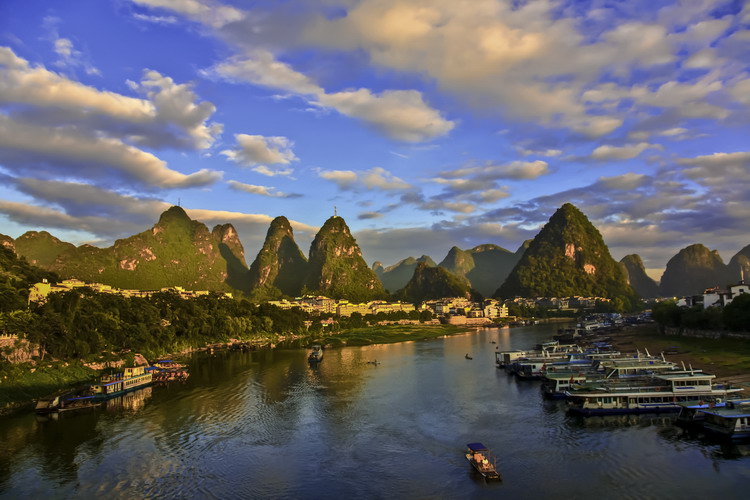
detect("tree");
top-left (723, 294), bottom-right (750, 332)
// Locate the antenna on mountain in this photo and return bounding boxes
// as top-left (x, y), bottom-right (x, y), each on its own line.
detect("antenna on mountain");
top-left (178, 197), bottom-right (181, 207)
top-left (334, 205), bottom-right (338, 217)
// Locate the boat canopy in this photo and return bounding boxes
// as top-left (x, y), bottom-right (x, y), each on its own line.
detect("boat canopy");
top-left (466, 442), bottom-right (489, 452)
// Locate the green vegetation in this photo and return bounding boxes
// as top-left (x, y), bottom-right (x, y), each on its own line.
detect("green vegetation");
top-left (318, 324), bottom-right (469, 347)
top-left (247, 216), bottom-right (307, 298)
top-left (620, 254), bottom-right (660, 298)
top-left (659, 244), bottom-right (731, 297)
top-left (439, 244), bottom-right (520, 297)
top-left (0, 360), bottom-right (96, 409)
top-left (0, 246), bottom-right (58, 312)
top-left (1, 289), bottom-right (315, 362)
top-left (304, 216), bottom-right (386, 302)
top-left (14, 206), bottom-right (247, 292)
top-left (652, 296), bottom-right (750, 332)
top-left (615, 324), bottom-right (750, 376)
top-left (376, 255), bottom-right (436, 293)
top-left (496, 203), bottom-right (638, 311)
top-left (13, 230), bottom-right (75, 268)
top-left (396, 262), bottom-right (476, 303)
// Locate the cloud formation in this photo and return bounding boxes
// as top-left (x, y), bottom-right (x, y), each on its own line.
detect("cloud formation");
top-left (0, 46), bottom-right (222, 189)
top-left (207, 50), bottom-right (454, 142)
top-left (319, 167), bottom-right (410, 191)
top-left (221, 134), bottom-right (298, 174)
top-left (227, 180), bottom-right (301, 198)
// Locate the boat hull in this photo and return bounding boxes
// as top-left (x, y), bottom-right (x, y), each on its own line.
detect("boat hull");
top-left (568, 404), bottom-right (683, 416)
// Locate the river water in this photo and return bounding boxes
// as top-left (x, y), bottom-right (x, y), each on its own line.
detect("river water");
top-left (1, 325), bottom-right (748, 499)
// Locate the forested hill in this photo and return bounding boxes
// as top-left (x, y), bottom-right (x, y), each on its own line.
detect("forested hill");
top-left (495, 203), bottom-right (637, 308)
top-left (0, 245), bottom-right (58, 312)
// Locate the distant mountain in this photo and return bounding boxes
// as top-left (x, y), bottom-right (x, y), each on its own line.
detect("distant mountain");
top-left (247, 216), bottom-right (307, 298)
top-left (212, 223), bottom-right (249, 292)
top-left (0, 233), bottom-right (14, 252)
top-left (303, 216), bottom-right (385, 302)
top-left (375, 255), bottom-right (436, 293)
top-left (438, 243), bottom-right (521, 297)
top-left (727, 244), bottom-right (750, 283)
top-left (495, 203), bottom-right (636, 306)
top-left (660, 244), bottom-right (731, 297)
top-left (620, 254), bottom-right (660, 298)
top-left (396, 262), bottom-right (473, 303)
top-left (16, 206), bottom-right (247, 291)
top-left (14, 231), bottom-right (75, 268)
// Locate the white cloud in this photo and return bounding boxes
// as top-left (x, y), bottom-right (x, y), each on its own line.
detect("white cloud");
top-left (598, 173), bottom-right (649, 191)
top-left (590, 142), bottom-right (660, 161)
top-left (221, 134), bottom-right (298, 167)
top-left (207, 50), bottom-right (454, 142)
top-left (227, 180), bottom-right (300, 198)
top-left (251, 165), bottom-right (294, 177)
top-left (0, 114), bottom-right (221, 189)
top-left (520, 148), bottom-right (562, 157)
top-left (677, 151), bottom-right (750, 186)
top-left (658, 127), bottom-right (687, 137)
top-left (360, 167), bottom-right (411, 190)
top-left (439, 160), bottom-right (550, 181)
top-left (318, 167), bottom-right (410, 191)
top-left (318, 88), bottom-right (454, 142)
top-left (318, 169), bottom-right (358, 189)
top-left (0, 47), bottom-right (221, 150)
top-left (131, 0), bottom-right (244, 28)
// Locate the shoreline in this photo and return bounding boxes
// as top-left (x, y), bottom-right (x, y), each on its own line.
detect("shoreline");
top-left (0, 323), bottom-right (475, 416)
top-left (608, 324), bottom-right (750, 387)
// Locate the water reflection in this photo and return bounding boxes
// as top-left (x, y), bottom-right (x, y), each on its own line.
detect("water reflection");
top-left (0, 325), bottom-right (748, 499)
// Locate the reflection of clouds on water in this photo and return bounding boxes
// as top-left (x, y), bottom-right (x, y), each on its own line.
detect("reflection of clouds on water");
top-left (1, 326), bottom-right (749, 498)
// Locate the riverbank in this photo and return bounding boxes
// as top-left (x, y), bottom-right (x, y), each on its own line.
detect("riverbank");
top-left (609, 324), bottom-right (750, 386)
top-left (0, 324), bottom-right (474, 415)
top-left (0, 361), bottom-right (97, 414)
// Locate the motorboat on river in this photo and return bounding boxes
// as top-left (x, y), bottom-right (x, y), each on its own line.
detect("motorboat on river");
top-left (465, 443), bottom-right (501, 480)
top-left (308, 345), bottom-right (323, 363)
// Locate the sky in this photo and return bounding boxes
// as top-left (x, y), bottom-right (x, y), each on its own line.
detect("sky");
top-left (1, 0), bottom-right (749, 281)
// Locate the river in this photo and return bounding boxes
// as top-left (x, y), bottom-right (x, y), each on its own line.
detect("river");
top-left (1, 325), bottom-right (748, 499)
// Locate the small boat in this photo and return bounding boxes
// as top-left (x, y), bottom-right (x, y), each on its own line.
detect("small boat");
top-left (366, 360), bottom-right (380, 365)
top-left (35, 395), bottom-right (66, 414)
top-left (465, 354), bottom-right (473, 360)
top-left (308, 345), bottom-right (323, 363)
top-left (465, 443), bottom-right (501, 480)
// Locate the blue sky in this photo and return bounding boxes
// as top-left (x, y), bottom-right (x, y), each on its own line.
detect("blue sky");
top-left (1, 0), bottom-right (749, 280)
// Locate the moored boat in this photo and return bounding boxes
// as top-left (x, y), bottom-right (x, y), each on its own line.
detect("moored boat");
top-left (698, 400), bottom-right (750, 440)
top-left (465, 443), bottom-right (501, 480)
top-left (566, 372), bottom-right (744, 416)
top-left (87, 366), bottom-right (153, 401)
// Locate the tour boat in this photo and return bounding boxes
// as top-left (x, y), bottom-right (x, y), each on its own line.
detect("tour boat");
top-left (465, 443), bottom-right (501, 480)
top-left (87, 366), bottom-right (153, 401)
top-left (698, 400), bottom-right (750, 440)
top-left (566, 372), bottom-right (744, 415)
top-left (308, 345), bottom-right (323, 363)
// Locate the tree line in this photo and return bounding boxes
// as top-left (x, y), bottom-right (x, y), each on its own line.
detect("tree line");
top-left (651, 295), bottom-right (750, 332)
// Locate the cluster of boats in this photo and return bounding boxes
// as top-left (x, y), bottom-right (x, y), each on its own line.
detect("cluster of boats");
top-left (35, 359), bottom-right (189, 414)
top-left (495, 340), bottom-right (749, 440)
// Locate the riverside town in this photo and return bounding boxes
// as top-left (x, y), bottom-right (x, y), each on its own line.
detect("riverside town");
top-left (2, 1), bottom-right (750, 497)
